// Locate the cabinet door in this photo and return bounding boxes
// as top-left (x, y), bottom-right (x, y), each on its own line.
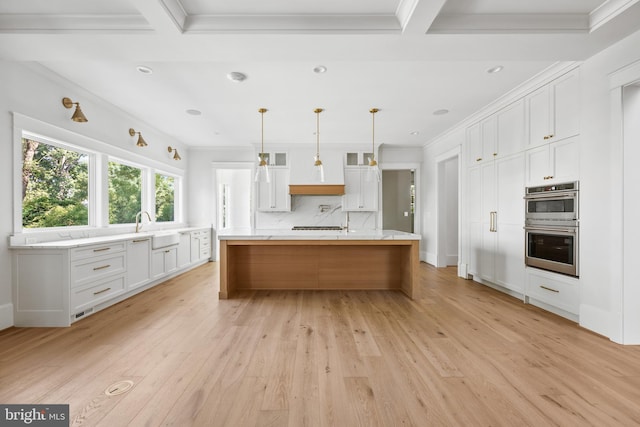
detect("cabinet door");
top-left (550, 137), bottom-right (579, 183)
top-left (257, 168), bottom-right (290, 211)
top-left (127, 237), bottom-right (151, 290)
top-left (481, 115), bottom-right (498, 161)
top-left (466, 123), bottom-right (482, 166)
top-left (552, 70), bottom-right (580, 142)
top-left (343, 168), bottom-right (361, 211)
top-left (495, 153), bottom-right (525, 292)
top-left (527, 85), bottom-right (552, 146)
top-left (497, 100), bottom-right (525, 157)
top-left (479, 162), bottom-right (496, 282)
top-left (177, 232), bottom-right (191, 268)
top-left (525, 145), bottom-right (551, 186)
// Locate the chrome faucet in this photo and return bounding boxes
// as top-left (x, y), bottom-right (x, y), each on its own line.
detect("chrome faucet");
top-left (135, 211), bottom-right (152, 233)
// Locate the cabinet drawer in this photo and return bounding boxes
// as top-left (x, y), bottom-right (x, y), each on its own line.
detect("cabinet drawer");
top-left (71, 253), bottom-right (126, 287)
top-left (71, 242), bottom-right (126, 261)
top-left (71, 275), bottom-right (126, 313)
top-left (526, 269), bottom-right (579, 315)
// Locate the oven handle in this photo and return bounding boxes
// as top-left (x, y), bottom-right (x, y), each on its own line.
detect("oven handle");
top-left (524, 191), bottom-right (577, 200)
top-left (524, 226), bottom-right (577, 233)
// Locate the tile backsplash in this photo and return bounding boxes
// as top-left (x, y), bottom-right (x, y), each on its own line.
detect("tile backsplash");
top-left (255, 195), bottom-right (377, 230)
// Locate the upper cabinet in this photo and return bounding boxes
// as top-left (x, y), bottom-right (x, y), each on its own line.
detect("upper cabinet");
top-left (258, 151), bottom-right (288, 167)
top-left (343, 168), bottom-right (378, 211)
top-left (526, 69), bottom-right (580, 147)
top-left (466, 99), bottom-right (525, 166)
top-left (257, 168), bottom-right (291, 212)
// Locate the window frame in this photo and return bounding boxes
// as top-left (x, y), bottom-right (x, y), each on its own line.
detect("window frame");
top-left (13, 114), bottom-right (185, 236)
top-left (19, 131), bottom-right (97, 233)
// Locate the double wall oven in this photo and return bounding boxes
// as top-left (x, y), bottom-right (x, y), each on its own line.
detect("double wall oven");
top-left (524, 181), bottom-right (579, 277)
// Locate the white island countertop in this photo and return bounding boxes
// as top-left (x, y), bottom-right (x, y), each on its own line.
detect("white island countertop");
top-left (217, 228), bottom-right (420, 241)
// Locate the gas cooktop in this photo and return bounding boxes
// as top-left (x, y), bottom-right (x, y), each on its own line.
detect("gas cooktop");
top-left (291, 226), bottom-right (344, 231)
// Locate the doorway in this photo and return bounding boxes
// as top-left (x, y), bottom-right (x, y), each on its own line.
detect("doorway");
top-left (436, 153), bottom-right (460, 268)
top-left (211, 162), bottom-right (254, 261)
top-left (382, 169), bottom-right (415, 233)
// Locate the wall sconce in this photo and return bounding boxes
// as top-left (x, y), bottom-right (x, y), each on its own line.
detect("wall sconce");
top-left (129, 128), bottom-right (148, 147)
top-left (167, 146), bottom-right (181, 160)
top-left (62, 97), bottom-right (88, 122)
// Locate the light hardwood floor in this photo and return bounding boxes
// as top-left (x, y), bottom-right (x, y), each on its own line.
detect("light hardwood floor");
top-left (2, 262), bottom-right (640, 426)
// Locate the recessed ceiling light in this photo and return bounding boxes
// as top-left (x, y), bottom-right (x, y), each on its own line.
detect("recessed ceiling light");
top-left (227, 71), bottom-right (247, 83)
top-left (487, 65), bottom-right (504, 74)
top-left (410, 131), bottom-right (420, 136)
top-left (313, 65), bottom-right (327, 74)
top-left (186, 109), bottom-right (201, 116)
top-left (136, 65), bottom-right (153, 75)
top-left (433, 109), bottom-right (449, 116)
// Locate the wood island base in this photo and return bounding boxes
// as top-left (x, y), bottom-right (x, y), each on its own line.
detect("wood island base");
top-left (219, 239), bottom-right (419, 299)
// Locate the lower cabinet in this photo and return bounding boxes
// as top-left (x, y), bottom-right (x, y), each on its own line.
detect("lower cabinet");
top-left (11, 226), bottom-right (213, 327)
top-left (127, 236), bottom-right (151, 290)
top-left (525, 268), bottom-right (579, 320)
top-left (152, 246), bottom-right (178, 279)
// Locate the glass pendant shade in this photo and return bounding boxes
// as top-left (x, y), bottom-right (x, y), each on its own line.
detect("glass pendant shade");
top-left (255, 108), bottom-right (270, 183)
top-left (367, 157), bottom-right (381, 182)
top-left (314, 155), bottom-right (325, 183)
top-left (255, 156), bottom-right (270, 183)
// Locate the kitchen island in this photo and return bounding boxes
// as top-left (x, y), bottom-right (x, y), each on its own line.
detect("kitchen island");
top-left (217, 229), bottom-right (421, 299)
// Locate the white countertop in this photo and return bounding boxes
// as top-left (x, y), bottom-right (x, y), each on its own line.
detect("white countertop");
top-left (217, 228), bottom-right (421, 241)
top-left (9, 226), bottom-right (211, 249)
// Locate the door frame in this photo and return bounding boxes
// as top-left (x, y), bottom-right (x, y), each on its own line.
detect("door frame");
top-left (380, 162), bottom-right (421, 249)
top-left (434, 146), bottom-right (462, 271)
top-left (211, 162), bottom-right (255, 261)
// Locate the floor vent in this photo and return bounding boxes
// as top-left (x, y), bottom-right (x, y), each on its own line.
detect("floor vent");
top-left (104, 380), bottom-right (134, 396)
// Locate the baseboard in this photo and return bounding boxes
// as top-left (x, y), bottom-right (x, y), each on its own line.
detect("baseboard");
top-left (580, 304), bottom-right (619, 343)
top-left (0, 303), bottom-right (14, 331)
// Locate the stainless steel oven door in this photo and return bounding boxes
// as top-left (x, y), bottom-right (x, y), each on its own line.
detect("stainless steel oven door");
top-left (525, 226), bottom-right (578, 277)
top-left (525, 191), bottom-right (578, 225)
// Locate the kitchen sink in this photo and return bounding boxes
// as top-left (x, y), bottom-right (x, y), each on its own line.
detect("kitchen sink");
top-left (151, 232), bottom-right (180, 249)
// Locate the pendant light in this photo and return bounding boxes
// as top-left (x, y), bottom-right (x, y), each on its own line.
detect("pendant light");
top-left (367, 108), bottom-right (381, 182)
top-left (313, 108), bottom-right (325, 183)
top-left (255, 108), bottom-right (270, 183)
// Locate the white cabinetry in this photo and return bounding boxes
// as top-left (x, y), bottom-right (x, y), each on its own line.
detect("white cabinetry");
top-left (343, 167), bottom-right (378, 211)
top-left (152, 246), bottom-right (178, 279)
top-left (257, 168), bottom-right (290, 212)
top-left (177, 232), bottom-right (191, 269)
top-left (526, 69), bottom-right (580, 147)
top-left (467, 100), bottom-right (525, 166)
top-left (190, 229), bottom-right (211, 263)
top-left (525, 136), bottom-right (579, 186)
top-left (467, 153), bottom-right (525, 294)
top-left (127, 237), bottom-right (151, 290)
top-left (525, 268), bottom-right (579, 320)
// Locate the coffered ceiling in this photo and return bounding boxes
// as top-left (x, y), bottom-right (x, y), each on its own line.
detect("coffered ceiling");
top-left (1, 0), bottom-right (640, 148)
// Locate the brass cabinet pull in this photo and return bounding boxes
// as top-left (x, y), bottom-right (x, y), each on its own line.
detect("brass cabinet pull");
top-left (543, 175), bottom-right (554, 180)
top-left (93, 247), bottom-right (110, 252)
top-left (93, 264), bottom-right (111, 271)
top-left (132, 239), bottom-right (149, 243)
top-left (476, 157), bottom-right (482, 162)
top-left (540, 285), bottom-right (559, 293)
top-left (489, 211), bottom-right (497, 232)
top-left (493, 152), bottom-right (497, 157)
top-left (93, 287), bottom-right (112, 295)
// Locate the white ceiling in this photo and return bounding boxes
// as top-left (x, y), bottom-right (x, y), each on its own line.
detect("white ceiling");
top-left (1, 0), bottom-right (640, 148)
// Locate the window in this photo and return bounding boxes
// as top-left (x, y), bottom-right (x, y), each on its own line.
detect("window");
top-left (155, 173), bottom-right (175, 222)
top-left (21, 137), bottom-right (90, 228)
top-left (108, 161), bottom-right (142, 224)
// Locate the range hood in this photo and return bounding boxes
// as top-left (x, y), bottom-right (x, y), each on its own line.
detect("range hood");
top-left (289, 184), bottom-right (345, 195)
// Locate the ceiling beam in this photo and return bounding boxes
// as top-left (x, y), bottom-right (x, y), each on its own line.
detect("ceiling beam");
top-left (397, 0), bottom-right (448, 35)
top-left (128, 0), bottom-right (185, 35)
top-left (427, 14), bottom-right (589, 34)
